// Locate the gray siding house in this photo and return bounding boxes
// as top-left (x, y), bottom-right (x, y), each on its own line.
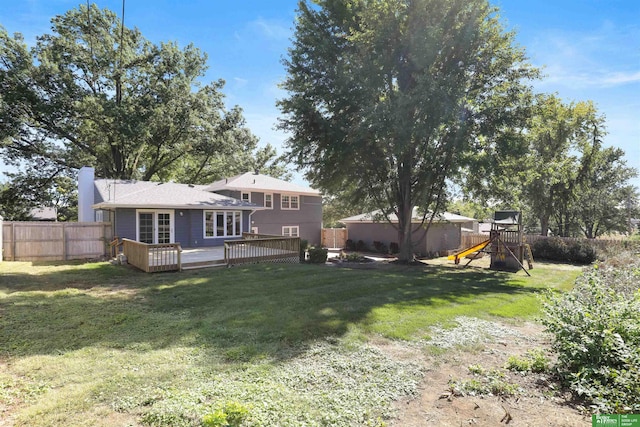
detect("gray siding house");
top-left (206, 172), bottom-right (323, 245)
top-left (340, 208), bottom-right (477, 256)
top-left (78, 167), bottom-right (323, 247)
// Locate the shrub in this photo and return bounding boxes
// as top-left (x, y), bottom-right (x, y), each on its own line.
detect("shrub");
top-left (345, 239), bottom-right (356, 251)
top-left (531, 237), bottom-right (569, 261)
top-left (541, 258), bottom-right (640, 413)
top-left (372, 241), bottom-right (388, 254)
top-left (202, 401), bottom-right (250, 427)
top-left (566, 240), bottom-right (597, 264)
top-left (355, 240), bottom-right (368, 252)
top-left (505, 349), bottom-right (549, 373)
top-left (341, 252), bottom-right (371, 263)
top-left (308, 247), bottom-right (328, 263)
top-left (299, 239), bottom-right (309, 262)
top-left (389, 242), bottom-right (399, 254)
top-left (531, 237), bottom-right (597, 264)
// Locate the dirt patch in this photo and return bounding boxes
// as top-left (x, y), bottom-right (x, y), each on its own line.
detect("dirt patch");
top-left (373, 319), bottom-right (591, 427)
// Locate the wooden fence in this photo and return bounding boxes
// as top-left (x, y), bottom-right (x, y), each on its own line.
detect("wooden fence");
top-left (225, 234), bottom-right (300, 266)
top-left (1, 221), bottom-right (112, 261)
top-left (321, 228), bottom-right (348, 249)
top-left (122, 238), bottom-right (182, 273)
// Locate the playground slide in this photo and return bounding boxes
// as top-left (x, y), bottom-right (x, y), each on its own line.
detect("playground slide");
top-left (447, 239), bottom-right (491, 264)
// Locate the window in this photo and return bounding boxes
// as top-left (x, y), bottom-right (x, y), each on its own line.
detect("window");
top-left (281, 194), bottom-right (300, 210)
top-left (241, 192), bottom-right (251, 203)
top-left (282, 226), bottom-right (299, 237)
top-left (264, 193), bottom-right (273, 209)
top-left (204, 211), bottom-right (242, 238)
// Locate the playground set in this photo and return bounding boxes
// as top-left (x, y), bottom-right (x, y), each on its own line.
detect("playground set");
top-left (448, 210), bottom-right (534, 276)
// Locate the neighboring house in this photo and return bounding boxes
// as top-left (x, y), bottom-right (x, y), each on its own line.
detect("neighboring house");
top-left (29, 207), bottom-right (57, 221)
top-left (340, 208), bottom-right (477, 255)
top-left (77, 167), bottom-right (323, 247)
top-left (477, 222), bottom-right (492, 235)
top-left (206, 172), bottom-right (322, 245)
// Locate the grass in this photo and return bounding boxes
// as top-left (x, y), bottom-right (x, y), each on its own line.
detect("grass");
top-left (0, 260), bottom-right (581, 426)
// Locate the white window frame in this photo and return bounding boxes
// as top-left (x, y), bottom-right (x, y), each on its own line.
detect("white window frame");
top-left (281, 194), bottom-right (300, 210)
top-left (264, 193), bottom-right (273, 209)
top-left (241, 192), bottom-right (251, 203)
top-left (203, 210), bottom-right (243, 239)
top-left (282, 225), bottom-right (299, 237)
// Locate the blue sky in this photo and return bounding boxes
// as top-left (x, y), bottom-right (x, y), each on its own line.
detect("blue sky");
top-left (1, 0), bottom-right (638, 189)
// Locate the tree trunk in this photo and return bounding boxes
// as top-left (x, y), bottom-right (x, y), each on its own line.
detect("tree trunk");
top-left (540, 216), bottom-right (549, 236)
top-left (397, 206), bottom-right (414, 262)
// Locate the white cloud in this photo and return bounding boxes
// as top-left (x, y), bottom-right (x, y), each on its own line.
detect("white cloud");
top-left (233, 77), bottom-right (249, 88)
top-left (248, 17), bottom-right (291, 41)
top-left (530, 23), bottom-right (640, 90)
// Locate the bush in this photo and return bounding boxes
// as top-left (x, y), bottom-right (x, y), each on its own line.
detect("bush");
top-left (345, 239), bottom-right (356, 251)
top-left (308, 247), bottom-right (328, 263)
top-left (203, 401), bottom-right (250, 427)
top-left (355, 240), bottom-right (368, 252)
top-left (567, 239), bottom-right (597, 264)
top-left (373, 241), bottom-right (388, 254)
top-left (340, 252), bottom-right (371, 263)
top-left (531, 237), bottom-right (597, 264)
top-left (531, 237), bottom-right (569, 261)
top-left (505, 349), bottom-right (549, 373)
top-left (541, 257), bottom-right (640, 413)
top-left (389, 242), bottom-right (399, 254)
top-left (299, 239), bottom-right (309, 262)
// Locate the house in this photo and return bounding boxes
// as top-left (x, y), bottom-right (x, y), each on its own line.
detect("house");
top-left (205, 172), bottom-right (322, 244)
top-left (339, 208), bottom-right (477, 255)
top-left (29, 207), bottom-right (57, 221)
top-left (77, 167), bottom-right (323, 247)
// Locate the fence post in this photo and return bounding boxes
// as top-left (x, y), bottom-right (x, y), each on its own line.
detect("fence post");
top-left (12, 222), bottom-right (16, 261)
top-left (0, 215), bottom-right (2, 262)
top-left (62, 223), bottom-right (67, 260)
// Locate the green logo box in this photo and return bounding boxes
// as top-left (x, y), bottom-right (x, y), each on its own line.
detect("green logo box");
top-left (592, 415), bottom-right (640, 427)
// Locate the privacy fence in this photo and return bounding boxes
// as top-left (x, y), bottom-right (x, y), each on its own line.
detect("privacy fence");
top-left (1, 221), bottom-right (112, 262)
top-left (321, 228), bottom-right (348, 249)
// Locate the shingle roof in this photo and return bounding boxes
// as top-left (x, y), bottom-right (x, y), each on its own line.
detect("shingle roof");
top-left (92, 179), bottom-right (257, 210)
top-left (205, 172), bottom-right (321, 196)
top-left (340, 208), bottom-right (477, 224)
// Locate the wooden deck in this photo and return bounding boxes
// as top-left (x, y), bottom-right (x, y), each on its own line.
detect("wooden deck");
top-left (121, 234), bottom-right (300, 272)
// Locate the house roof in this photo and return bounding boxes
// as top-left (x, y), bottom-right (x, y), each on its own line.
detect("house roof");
top-left (340, 208), bottom-right (477, 224)
top-left (92, 179), bottom-right (258, 210)
top-left (205, 172), bottom-right (321, 196)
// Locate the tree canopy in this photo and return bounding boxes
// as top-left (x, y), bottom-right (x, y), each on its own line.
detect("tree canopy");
top-left (0, 4), bottom-right (286, 219)
top-left (279, 0), bottom-right (538, 260)
top-left (463, 93), bottom-right (639, 237)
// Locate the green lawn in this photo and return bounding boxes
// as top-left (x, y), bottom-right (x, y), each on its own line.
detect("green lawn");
top-left (0, 261), bottom-right (580, 426)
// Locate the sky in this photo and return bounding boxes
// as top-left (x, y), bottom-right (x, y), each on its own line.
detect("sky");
top-left (1, 0), bottom-right (639, 189)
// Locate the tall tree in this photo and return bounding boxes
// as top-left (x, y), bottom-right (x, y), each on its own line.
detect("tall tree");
top-left (463, 93), bottom-right (638, 237)
top-left (279, 0), bottom-right (538, 261)
top-left (572, 146), bottom-right (638, 238)
top-left (0, 4), bottom-right (286, 213)
top-left (519, 95), bottom-right (590, 236)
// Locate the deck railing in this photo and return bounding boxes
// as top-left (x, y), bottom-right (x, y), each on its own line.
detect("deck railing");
top-left (225, 234), bottom-right (300, 266)
top-left (122, 238), bottom-right (182, 273)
